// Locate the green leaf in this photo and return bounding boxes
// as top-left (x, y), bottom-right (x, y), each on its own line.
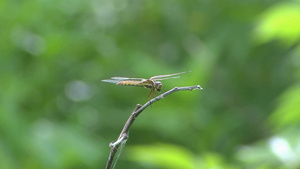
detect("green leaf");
top-left (127, 143), bottom-right (195, 169)
top-left (255, 3), bottom-right (300, 45)
top-left (270, 84), bottom-right (300, 128)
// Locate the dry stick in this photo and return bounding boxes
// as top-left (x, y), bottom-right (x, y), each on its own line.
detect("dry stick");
top-left (105, 85), bottom-right (203, 169)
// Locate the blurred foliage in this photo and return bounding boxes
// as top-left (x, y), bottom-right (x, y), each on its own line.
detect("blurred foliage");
top-left (1, 0), bottom-right (300, 168)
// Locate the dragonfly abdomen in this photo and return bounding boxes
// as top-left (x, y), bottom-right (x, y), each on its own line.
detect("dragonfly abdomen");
top-left (116, 81), bottom-right (144, 87)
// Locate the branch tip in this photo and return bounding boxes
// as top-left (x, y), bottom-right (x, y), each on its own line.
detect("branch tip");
top-left (134, 104), bottom-right (142, 111)
top-left (197, 85), bottom-right (203, 91)
top-left (110, 134), bottom-right (128, 148)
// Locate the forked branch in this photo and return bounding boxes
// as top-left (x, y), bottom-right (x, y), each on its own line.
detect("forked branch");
top-left (105, 85), bottom-right (203, 169)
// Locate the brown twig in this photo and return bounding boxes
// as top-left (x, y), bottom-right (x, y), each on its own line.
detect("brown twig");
top-left (105, 85), bottom-right (203, 169)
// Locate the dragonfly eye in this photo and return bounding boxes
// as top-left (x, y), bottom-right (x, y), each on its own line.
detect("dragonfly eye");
top-left (154, 81), bottom-right (162, 91)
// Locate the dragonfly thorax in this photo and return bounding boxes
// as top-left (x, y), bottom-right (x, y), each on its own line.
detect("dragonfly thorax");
top-left (154, 81), bottom-right (162, 91)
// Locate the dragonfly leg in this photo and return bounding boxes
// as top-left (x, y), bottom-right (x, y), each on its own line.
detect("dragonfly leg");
top-left (147, 89), bottom-right (152, 101)
top-left (152, 88), bottom-right (156, 98)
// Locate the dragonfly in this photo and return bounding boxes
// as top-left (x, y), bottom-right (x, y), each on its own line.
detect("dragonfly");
top-left (102, 71), bottom-right (189, 99)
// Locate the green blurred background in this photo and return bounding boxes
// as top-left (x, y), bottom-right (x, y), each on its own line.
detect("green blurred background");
top-left (1, 0), bottom-right (300, 168)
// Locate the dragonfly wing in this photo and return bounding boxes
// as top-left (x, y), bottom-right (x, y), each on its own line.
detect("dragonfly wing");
top-left (153, 76), bottom-right (180, 81)
top-left (101, 79), bottom-right (122, 84)
top-left (111, 77), bottom-right (145, 80)
top-left (150, 71), bottom-right (191, 80)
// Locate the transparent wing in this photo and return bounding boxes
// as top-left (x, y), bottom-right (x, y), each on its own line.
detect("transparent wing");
top-left (111, 77), bottom-right (145, 80)
top-left (150, 71), bottom-right (191, 80)
top-left (153, 76), bottom-right (180, 81)
top-left (101, 79), bottom-right (123, 84)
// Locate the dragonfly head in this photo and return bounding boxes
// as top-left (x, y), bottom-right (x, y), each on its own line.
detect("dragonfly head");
top-left (154, 81), bottom-right (162, 91)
